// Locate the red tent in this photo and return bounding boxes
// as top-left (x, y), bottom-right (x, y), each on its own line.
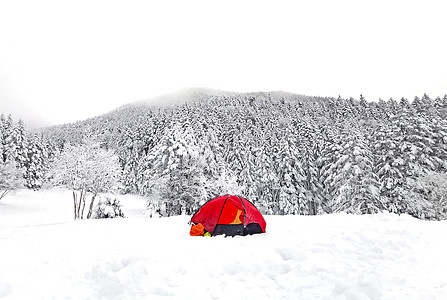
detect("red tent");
top-left (190, 195), bottom-right (266, 236)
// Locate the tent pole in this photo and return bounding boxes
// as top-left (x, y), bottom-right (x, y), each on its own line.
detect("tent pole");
top-left (213, 195), bottom-right (231, 235)
top-left (237, 195), bottom-right (247, 226)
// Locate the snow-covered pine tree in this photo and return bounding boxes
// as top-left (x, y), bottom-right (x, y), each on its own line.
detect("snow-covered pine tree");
top-left (1, 115), bottom-right (16, 163)
top-left (387, 97), bottom-right (399, 116)
top-left (327, 127), bottom-right (382, 214)
top-left (412, 96), bottom-right (423, 113)
top-left (116, 114), bottom-right (161, 194)
top-left (420, 93), bottom-right (436, 116)
top-left (121, 136), bottom-right (145, 193)
top-left (198, 119), bottom-right (240, 198)
top-left (376, 113), bottom-right (437, 216)
top-left (23, 134), bottom-right (48, 190)
top-left (277, 129), bottom-right (304, 215)
top-left (399, 97), bottom-right (412, 112)
top-left (236, 144), bottom-right (257, 206)
top-left (142, 121), bottom-right (207, 216)
top-left (252, 144), bottom-right (281, 213)
top-left (218, 107), bottom-right (258, 203)
top-left (1, 117), bottom-right (29, 179)
top-left (318, 126), bottom-right (344, 212)
top-left (373, 121), bottom-right (406, 214)
top-left (442, 94), bottom-right (447, 109)
top-left (430, 118), bottom-right (447, 171)
top-left (13, 119), bottom-right (28, 170)
top-left (297, 119), bottom-right (325, 215)
top-left (0, 115), bottom-right (26, 198)
top-left (0, 114), bottom-right (5, 162)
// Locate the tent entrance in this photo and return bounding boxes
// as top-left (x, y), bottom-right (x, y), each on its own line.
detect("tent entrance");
top-left (214, 200), bottom-right (244, 236)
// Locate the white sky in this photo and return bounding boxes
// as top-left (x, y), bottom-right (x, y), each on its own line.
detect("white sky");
top-left (0, 0), bottom-right (446, 128)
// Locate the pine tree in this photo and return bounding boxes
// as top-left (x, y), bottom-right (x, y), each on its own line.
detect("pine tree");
top-left (0, 115), bottom-right (26, 198)
top-left (198, 121), bottom-right (239, 199)
top-left (412, 96), bottom-right (423, 112)
top-left (276, 126), bottom-right (302, 215)
top-left (318, 125), bottom-right (344, 212)
top-left (13, 119), bottom-right (28, 170)
top-left (399, 97), bottom-right (411, 112)
top-left (1, 114), bottom-right (15, 163)
top-left (373, 121), bottom-right (406, 213)
top-left (327, 128), bottom-right (382, 214)
top-left (420, 93), bottom-right (435, 115)
top-left (142, 122), bottom-right (207, 216)
top-left (252, 145), bottom-right (281, 213)
top-left (298, 120), bottom-right (326, 215)
top-left (0, 114), bottom-right (5, 162)
top-left (376, 113), bottom-right (441, 215)
top-left (23, 134), bottom-right (48, 189)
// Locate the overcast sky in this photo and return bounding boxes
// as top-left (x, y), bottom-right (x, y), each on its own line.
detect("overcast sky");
top-left (1, 0), bottom-right (446, 128)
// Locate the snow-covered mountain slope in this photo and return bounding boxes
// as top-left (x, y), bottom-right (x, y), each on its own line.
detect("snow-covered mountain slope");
top-left (1, 189), bottom-right (446, 300)
top-left (132, 87), bottom-right (238, 107)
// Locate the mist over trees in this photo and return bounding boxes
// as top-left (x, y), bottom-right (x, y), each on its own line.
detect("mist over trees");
top-left (2, 91), bottom-right (447, 220)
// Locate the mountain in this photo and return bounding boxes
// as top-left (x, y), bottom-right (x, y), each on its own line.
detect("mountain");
top-left (132, 87), bottom-right (238, 107)
top-left (39, 88), bottom-right (329, 146)
top-left (111, 87), bottom-right (313, 116)
top-left (36, 88), bottom-right (447, 220)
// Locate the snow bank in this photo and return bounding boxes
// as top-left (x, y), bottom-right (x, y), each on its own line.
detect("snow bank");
top-left (1, 189), bottom-right (447, 299)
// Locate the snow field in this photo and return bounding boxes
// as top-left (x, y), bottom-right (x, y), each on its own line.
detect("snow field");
top-left (1, 189), bottom-right (447, 299)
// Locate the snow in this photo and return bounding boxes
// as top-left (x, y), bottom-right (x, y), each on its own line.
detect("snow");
top-left (1, 189), bottom-right (447, 300)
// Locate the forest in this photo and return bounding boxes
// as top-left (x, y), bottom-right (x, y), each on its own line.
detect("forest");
top-left (2, 91), bottom-right (447, 220)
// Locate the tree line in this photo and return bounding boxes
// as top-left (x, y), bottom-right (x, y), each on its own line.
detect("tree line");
top-left (2, 91), bottom-right (447, 220)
